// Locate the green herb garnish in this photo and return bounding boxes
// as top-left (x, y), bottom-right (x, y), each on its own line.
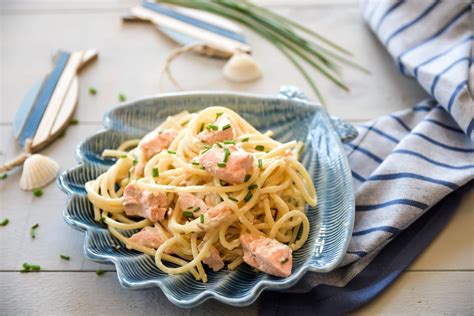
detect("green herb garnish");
top-left (21, 262), bottom-right (41, 273)
top-left (0, 218), bottom-right (9, 226)
top-left (95, 269), bottom-right (106, 276)
top-left (0, 174), bottom-right (7, 180)
top-left (152, 168), bottom-right (159, 177)
top-left (216, 112), bottom-right (223, 120)
top-left (216, 142), bottom-right (223, 148)
top-left (120, 155), bottom-right (127, 158)
top-left (248, 184), bottom-right (258, 190)
top-left (30, 223), bottom-right (39, 239)
top-left (132, 159), bottom-right (138, 165)
top-left (200, 214), bottom-right (205, 224)
top-left (58, 130), bottom-right (66, 138)
top-left (228, 196), bottom-right (238, 202)
top-left (207, 124), bottom-right (218, 131)
top-left (258, 159), bottom-right (263, 169)
top-left (199, 123), bottom-right (205, 133)
top-left (89, 87), bottom-right (97, 95)
top-left (167, 150), bottom-right (176, 155)
top-left (183, 211), bottom-right (194, 218)
top-left (244, 191), bottom-right (253, 202)
top-left (181, 120), bottom-right (189, 126)
top-left (191, 161), bottom-right (200, 166)
top-left (32, 188), bottom-right (43, 197)
top-left (60, 254), bottom-right (70, 261)
top-left (255, 145), bottom-right (265, 151)
top-left (217, 162), bottom-right (227, 168)
top-left (244, 174), bottom-right (251, 182)
top-left (223, 140), bottom-right (235, 145)
top-left (193, 207), bottom-right (200, 213)
top-left (222, 124), bottom-right (231, 130)
top-left (241, 137), bottom-right (249, 143)
top-left (223, 147), bottom-right (230, 163)
top-left (69, 118), bottom-right (79, 125)
top-left (118, 94), bottom-right (126, 102)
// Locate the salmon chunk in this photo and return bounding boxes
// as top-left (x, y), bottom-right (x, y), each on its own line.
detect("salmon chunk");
top-left (129, 226), bottom-right (166, 249)
top-left (198, 204), bottom-right (232, 231)
top-left (177, 192), bottom-right (208, 215)
top-left (199, 146), bottom-right (253, 184)
top-left (197, 116), bottom-right (234, 144)
top-left (240, 234), bottom-right (292, 277)
top-left (122, 183), bottom-right (168, 221)
top-left (138, 128), bottom-right (178, 160)
top-left (200, 244), bottom-right (225, 272)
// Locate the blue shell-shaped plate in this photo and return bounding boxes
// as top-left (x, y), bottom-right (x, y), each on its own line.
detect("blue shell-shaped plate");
top-left (57, 91), bottom-right (355, 308)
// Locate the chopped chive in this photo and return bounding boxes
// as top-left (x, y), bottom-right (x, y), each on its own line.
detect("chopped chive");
top-left (207, 124), bottom-right (218, 131)
top-left (244, 191), bottom-right (253, 202)
top-left (95, 269), bottom-right (106, 276)
top-left (200, 214), bottom-right (205, 224)
top-left (57, 130), bottom-right (66, 138)
top-left (183, 211), bottom-right (194, 218)
top-left (69, 118), bottom-right (79, 125)
top-left (248, 184), bottom-right (258, 190)
top-left (60, 254), bottom-right (70, 261)
top-left (0, 218), bottom-right (9, 226)
top-left (132, 159), bottom-right (138, 165)
top-left (30, 223), bottom-right (39, 239)
top-left (258, 159), bottom-right (263, 169)
top-left (29, 265), bottom-right (41, 271)
top-left (255, 145), bottom-right (265, 151)
top-left (244, 174), bottom-right (251, 182)
top-left (88, 87), bottom-right (97, 95)
top-left (187, 206), bottom-right (193, 209)
top-left (152, 168), bottom-right (159, 177)
top-left (228, 196), bottom-right (238, 202)
top-left (120, 155), bottom-right (127, 158)
top-left (199, 123), bottom-right (205, 132)
top-left (222, 124), bottom-right (231, 130)
top-left (223, 140), bottom-right (235, 145)
top-left (216, 112), bottom-right (223, 120)
top-left (193, 207), bottom-right (200, 213)
top-left (32, 188), bottom-right (43, 197)
top-left (241, 137), bottom-right (249, 143)
top-left (118, 94), bottom-right (126, 102)
top-left (217, 162), bottom-right (227, 168)
top-left (181, 120), bottom-right (189, 126)
top-left (216, 142), bottom-right (223, 148)
top-left (98, 217), bottom-right (106, 223)
top-left (0, 173), bottom-right (7, 180)
top-left (21, 262), bottom-right (40, 273)
top-left (223, 147), bottom-right (230, 163)
top-left (191, 161), bottom-right (200, 166)
top-left (167, 150), bottom-right (176, 155)
top-left (200, 166), bottom-right (205, 170)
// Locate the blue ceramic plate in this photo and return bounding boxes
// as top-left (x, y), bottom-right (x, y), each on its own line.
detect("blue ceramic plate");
top-left (57, 87), bottom-right (355, 308)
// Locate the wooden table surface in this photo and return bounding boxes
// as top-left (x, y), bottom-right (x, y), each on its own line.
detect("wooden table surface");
top-left (1, 1), bottom-right (473, 314)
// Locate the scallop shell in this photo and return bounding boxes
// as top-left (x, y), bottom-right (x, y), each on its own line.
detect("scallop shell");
top-left (20, 154), bottom-right (60, 191)
top-left (223, 52), bottom-right (262, 83)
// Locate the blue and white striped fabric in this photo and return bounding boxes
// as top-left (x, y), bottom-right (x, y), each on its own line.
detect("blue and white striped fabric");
top-left (293, 0), bottom-right (473, 291)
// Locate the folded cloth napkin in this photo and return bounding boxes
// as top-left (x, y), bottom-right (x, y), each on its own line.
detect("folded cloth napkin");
top-left (260, 1), bottom-right (473, 313)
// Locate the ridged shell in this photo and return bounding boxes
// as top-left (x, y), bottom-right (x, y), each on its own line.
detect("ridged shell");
top-left (222, 53), bottom-right (262, 83)
top-left (20, 154), bottom-right (60, 191)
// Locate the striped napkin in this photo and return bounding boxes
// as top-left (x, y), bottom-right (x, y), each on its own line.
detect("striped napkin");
top-left (275, 0), bottom-right (474, 296)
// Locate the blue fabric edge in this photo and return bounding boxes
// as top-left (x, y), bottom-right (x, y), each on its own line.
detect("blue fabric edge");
top-left (258, 180), bottom-right (473, 316)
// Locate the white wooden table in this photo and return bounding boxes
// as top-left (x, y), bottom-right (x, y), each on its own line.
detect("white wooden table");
top-left (1, 1), bottom-right (473, 314)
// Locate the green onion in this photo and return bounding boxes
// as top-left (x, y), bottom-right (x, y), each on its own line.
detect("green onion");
top-left (95, 269), bottom-right (106, 276)
top-left (88, 87), bottom-right (97, 95)
top-left (120, 155), bottom-right (127, 158)
top-left (60, 254), bottom-right (70, 261)
top-left (21, 262), bottom-right (41, 273)
top-left (32, 188), bottom-right (43, 197)
top-left (223, 147), bottom-right (230, 163)
top-left (98, 217), bottom-right (106, 223)
top-left (216, 142), bottom-right (223, 148)
top-left (193, 207), bottom-right (200, 213)
top-left (258, 159), bottom-right (263, 169)
top-left (244, 174), bottom-right (251, 182)
top-left (255, 145), bottom-right (265, 151)
top-left (181, 120), bottom-right (189, 126)
top-left (118, 93), bottom-right (126, 102)
top-left (200, 166), bottom-right (206, 170)
top-left (244, 191), bottom-right (253, 202)
top-left (191, 161), bottom-right (200, 166)
top-left (200, 214), bottom-right (205, 224)
top-left (199, 123), bottom-right (205, 133)
top-left (0, 218), bottom-right (9, 226)
top-left (207, 124), bottom-right (218, 131)
top-left (167, 150), bottom-right (176, 154)
top-left (217, 162), bottom-right (227, 168)
top-left (183, 211), bottom-right (194, 218)
top-left (222, 124), bottom-right (231, 130)
top-left (248, 184), bottom-right (258, 190)
top-left (0, 173), bottom-right (7, 180)
top-left (216, 112), bottom-right (223, 120)
top-left (223, 140), bottom-right (235, 145)
top-left (228, 196), bottom-right (238, 202)
top-left (30, 223), bottom-right (39, 239)
top-left (152, 168), bottom-right (159, 177)
top-left (132, 159), bottom-right (138, 165)
top-left (241, 137), bottom-right (249, 143)
top-left (69, 118), bottom-right (79, 125)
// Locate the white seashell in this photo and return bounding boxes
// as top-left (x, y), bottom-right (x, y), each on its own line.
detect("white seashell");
top-left (20, 154), bottom-right (60, 191)
top-left (223, 52), bottom-right (262, 83)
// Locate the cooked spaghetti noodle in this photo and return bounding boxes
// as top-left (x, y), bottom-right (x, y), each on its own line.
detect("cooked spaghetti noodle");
top-left (86, 106), bottom-right (317, 282)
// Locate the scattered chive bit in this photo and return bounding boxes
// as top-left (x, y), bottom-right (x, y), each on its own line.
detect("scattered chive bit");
top-left (215, 112), bottom-right (223, 120)
top-left (255, 145), bottom-right (265, 151)
top-left (223, 147), bottom-right (230, 163)
top-left (132, 159), bottom-right (138, 165)
top-left (167, 150), bottom-right (176, 155)
top-left (32, 188), bottom-right (43, 197)
top-left (0, 173), bottom-right (7, 180)
top-left (30, 223), bottom-right (39, 239)
top-left (244, 174), bottom-right (251, 182)
top-left (98, 216), bottom-right (106, 223)
top-left (193, 207), bottom-right (200, 213)
top-left (207, 124), bottom-right (218, 131)
top-left (248, 184), bottom-right (258, 190)
top-left (21, 262), bottom-right (41, 273)
top-left (244, 191), bottom-right (253, 202)
top-left (200, 214), bottom-right (204, 224)
top-left (88, 87), bottom-right (97, 95)
top-left (222, 124), bottom-right (231, 130)
top-left (118, 93), bottom-right (126, 102)
top-left (223, 140), bottom-right (235, 145)
top-left (69, 118), bottom-right (79, 125)
top-left (0, 218), bottom-right (9, 226)
top-left (120, 155), bottom-right (127, 158)
top-left (280, 257), bottom-right (289, 264)
top-left (181, 120), bottom-right (189, 127)
top-left (152, 168), bottom-right (159, 177)
top-left (60, 254), bottom-right (70, 261)
top-left (200, 166), bottom-right (205, 170)
top-left (191, 161), bottom-right (200, 166)
top-left (216, 142), bottom-right (223, 148)
top-left (241, 137), bottom-right (249, 143)
top-left (183, 211), bottom-right (194, 218)
top-left (258, 159), bottom-right (263, 169)
top-left (199, 123), bottom-right (205, 133)
top-left (57, 130), bottom-right (66, 138)
top-left (228, 196), bottom-right (238, 202)
top-left (95, 269), bottom-right (106, 276)
top-left (217, 162), bottom-right (227, 168)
